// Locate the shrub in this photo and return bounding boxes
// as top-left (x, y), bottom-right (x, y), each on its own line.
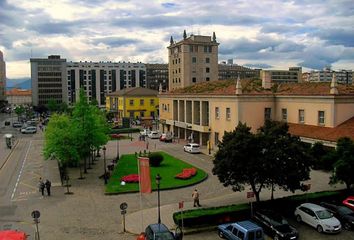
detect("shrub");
top-left (148, 152), bottom-right (164, 167)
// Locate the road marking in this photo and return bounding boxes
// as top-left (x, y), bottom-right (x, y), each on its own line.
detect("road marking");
top-left (11, 140), bottom-right (32, 201)
top-left (19, 181), bottom-right (37, 190)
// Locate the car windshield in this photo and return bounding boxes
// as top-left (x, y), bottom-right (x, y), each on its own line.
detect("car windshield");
top-left (156, 232), bottom-right (175, 240)
top-left (316, 210), bottom-right (332, 219)
top-left (270, 215), bottom-right (288, 226)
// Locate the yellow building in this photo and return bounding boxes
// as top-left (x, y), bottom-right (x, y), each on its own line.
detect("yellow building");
top-left (106, 87), bottom-right (159, 122)
top-left (159, 76), bottom-right (354, 149)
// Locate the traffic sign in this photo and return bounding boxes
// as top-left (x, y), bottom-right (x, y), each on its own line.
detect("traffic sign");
top-left (120, 202), bottom-right (128, 210)
top-left (31, 210), bottom-right (40, 219)
top-left (121, 209), bottom-right (127, 215)
top-left (247, 191), bottom-right (255, 198)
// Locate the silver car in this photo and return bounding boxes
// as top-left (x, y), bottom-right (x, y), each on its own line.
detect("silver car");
top-left (21, 126), bottom-right (37, 134)
top-left (294, 203), bottom-right (341, 233)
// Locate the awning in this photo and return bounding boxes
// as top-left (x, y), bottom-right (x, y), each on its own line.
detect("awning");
top-left (0, 230), bottom-right (27, 240)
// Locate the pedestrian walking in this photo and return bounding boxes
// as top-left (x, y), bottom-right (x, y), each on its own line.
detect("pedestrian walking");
top-left (45, 179), bottom-right (51, 196)
top-left (38, 178), bottom-right (45, 196)
top-left (192, 188), bottom-right (201, 207)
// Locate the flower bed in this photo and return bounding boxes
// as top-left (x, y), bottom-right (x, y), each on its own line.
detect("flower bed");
top-left (175, 168), bottom-right (197, 179)
top-left (121, 174), bottom-right (139, 183)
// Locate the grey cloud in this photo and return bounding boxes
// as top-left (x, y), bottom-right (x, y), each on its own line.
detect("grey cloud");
top-left (28, 21), bottom-right (81, 35)
top-left (314, 28), bottom-right (354, 47)
top-left (244, 63), bottom-right (273, 69)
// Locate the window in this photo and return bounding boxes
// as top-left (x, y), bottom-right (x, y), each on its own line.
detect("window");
top-left (215, 132), bottom-right (219, 145)
top-left (192, 57), bottom-right (197, 63)
top-left (206, 67), bottom-right (210, 73)
top-left (206, 77), bottom-right (210, 81)
top-left (215, 107), bottom-right (220, 119)
top-left (192, 77), bottom-right (196, 83)
top-left (206, 57), bottom-right (210, 63)
top-left (318, 111), bottom-right (325, 125)
top-left (140, 99), bottom-right (144, 106)
top-left (226, 108), bottom-right (231, 120)
top-left (264, 108), bottom-right (271, 120)
top-left (129, 112), bottom-right (134, 118)
top-left (282, 108), bottom-right (287, 121)
top-left (150, 99), bottom-right (155, 105)
top-left (129, 99), bottom-right (134, 106)
top-left (140, 111), bottom-right (145, 118)
top-left (298, 109), bottom-right (305, 123)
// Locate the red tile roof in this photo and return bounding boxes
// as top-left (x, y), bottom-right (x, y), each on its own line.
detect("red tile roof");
top-left (165, 80), bottom-right (354, 96)
top-left (6, 88), bottom-right (32, 96)
top-left (288, 117), bottom-right (354, 142)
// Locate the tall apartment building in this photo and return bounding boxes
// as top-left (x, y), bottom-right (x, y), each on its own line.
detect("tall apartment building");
top-left (167, 31), bottom-right (219, 91)
top-left (145, 63), bottom-right (168, 91)
top-left (261, 67), bottom-right (302, 88)
top-left (0, 50), bottom-right (6, 101)
top-left (66, 61), bottom-right (146, 106)
top-left (308, 67), bottom-right (353, 84)
top-left (218, 63), bottom-right (260, 80)
top-left (30, 55), bottom-right (68, 106)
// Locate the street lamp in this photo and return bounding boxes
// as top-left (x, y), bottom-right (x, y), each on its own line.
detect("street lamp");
top-left (103, 146), bottom-right (107, 184)
top-left (156, 173), bottom-right (162, 224)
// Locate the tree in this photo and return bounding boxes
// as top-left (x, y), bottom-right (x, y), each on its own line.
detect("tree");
top-left (213, 120), bottom-right (311, 202)
top-left (47, 99), bottom-right (58, 112)
top-left (258, 120), bottom-right (311, 199)
top-left (213, 122), bottom-right (265, 202)
top-left (330, 137), bottom-right (354, 190)
top-left (14, 105), bottom-right (25, 121)
top-left (43, 113), bottom-right (80, 179)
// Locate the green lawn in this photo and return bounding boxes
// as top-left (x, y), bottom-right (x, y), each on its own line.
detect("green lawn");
top-left (105, 151), bottom-right (208, 194)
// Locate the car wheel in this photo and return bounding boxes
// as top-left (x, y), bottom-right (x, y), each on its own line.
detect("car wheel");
top-left (344, 222), bottom-right (351, 230)
top-left (317, 225), bottom-right (323, 233)
top-left (296, 215), bottom-right (302, 223)
top-left (218, 230), bottom-right (224, 238)
top-left (274, 235), bottom-right (280, 240)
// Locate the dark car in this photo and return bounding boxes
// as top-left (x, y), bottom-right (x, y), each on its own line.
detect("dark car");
top-left (320, 202), bottom-right (354, 230)
top-left (253, 210), bottom-right (298, 240)
top-left (137, 223), bottom-right (182, 240)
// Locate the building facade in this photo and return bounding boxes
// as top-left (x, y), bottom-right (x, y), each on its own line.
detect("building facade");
top-left (106, 87), bottom-right (159, 122)
top-left (66, 61), bottom-right (146, 106)
top-left (159, 79), bottom-right (354, 149)
top-left (308, 67), bottom-right (353, 84)
top-left (261, 67), bottom-right (302, 88)
top-left (167, 31), bottom-right (219, 91)
top-left (0, 50), bottom-right (6, 101)
top-left (6, 88), bottom-right (32, 106)
top-left (146, 64), bottom-right (168, 91)
top-left (30, 55), bottom-right (68, 106)
top-left (218, 63), bottom-right (260, 80)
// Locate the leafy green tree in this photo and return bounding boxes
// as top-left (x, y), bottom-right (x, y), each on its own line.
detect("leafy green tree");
top-left (330, 137), bottom-right (354, 190)
top-left (14, 105), bottom-right (25, 121)
top-left (213, 122), bottom-right (265, 202)
top-left (43, 113), bottom-right (79, 177)
top-left (213, 121), bottom-right (311, 202)
top-left (47, 99), bottom-right (58, 112)
top-left (258, 120), bottom-right (311, 199)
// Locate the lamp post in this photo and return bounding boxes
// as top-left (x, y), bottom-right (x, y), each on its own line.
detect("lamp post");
top-left (103, 146), bottom-right (107, 184)
top-left (156, 173), bottom-right (162, 224)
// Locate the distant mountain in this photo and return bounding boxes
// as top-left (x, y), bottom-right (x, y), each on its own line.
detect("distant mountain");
top-left (6, 78), bottom-right (31, 90)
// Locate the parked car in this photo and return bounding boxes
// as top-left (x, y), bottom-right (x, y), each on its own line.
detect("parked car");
top-left (343, 196), bottom-right (354, 211)
top-left (137, 223), bottom-right (182, 240)
top-left (218, 220), bottom-right (264, 240)
top-left (26, 120), bottom-right (37, 126)
top-left (294, 203), bottom-right (341, 233)
top-left (140, 129), bottom-right (151, 136)
top-left (160, 133), bottom-right (173, 142)
top-left (320, 202), bottom-right (354, 230)
top-left (253, 210), bottom-right (298, 240)
top-left (21, 126), bottom-right (37, 134)
top-left (12, 122), bottom-right (23, 128)
top-left (148, 131), bottom-right (160, 139)
top-left (183, 143), bottom-right (201, 153)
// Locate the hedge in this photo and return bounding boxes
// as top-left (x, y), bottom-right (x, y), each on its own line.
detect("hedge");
top-left (173, 190), bottom-right (348, 228)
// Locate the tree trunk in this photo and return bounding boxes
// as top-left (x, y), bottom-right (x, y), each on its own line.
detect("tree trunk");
top-left (271, 183), bottom-right (274, 200)
top-left (84, 156), bottom-right (87, 173)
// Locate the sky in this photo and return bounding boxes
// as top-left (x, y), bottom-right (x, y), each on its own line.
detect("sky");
top-left (1, 0), bottom-right (354, 79)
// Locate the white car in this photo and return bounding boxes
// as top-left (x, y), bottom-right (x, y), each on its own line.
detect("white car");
top-left (21, 126), bottom-right (37, 134)
top-left (140, 129), bottom-right (151, 136)
top-left (183, 143), bottom-right (201, 153)
top-left (294, 203), bottom-right (341, 233)
top-left (148, 131), bottom-right (160, 139)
